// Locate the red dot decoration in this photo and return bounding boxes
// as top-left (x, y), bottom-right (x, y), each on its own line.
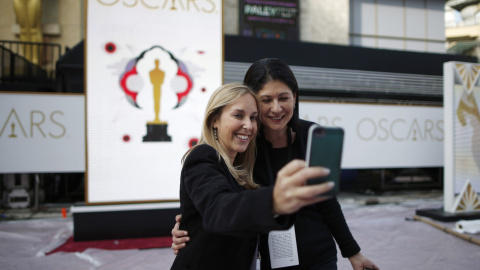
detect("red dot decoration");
top-left (201, 88), bottom-right (206, 92)
top-left (105, 42), bottom-right (116, 53)
top-left (188, 138), bottom-right (199, 148)
top-left (123, 135), bottom-right (130, 142)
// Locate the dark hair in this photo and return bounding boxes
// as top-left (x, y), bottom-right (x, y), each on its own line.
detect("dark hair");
top-left (243, 58), bottom-right (300, 131)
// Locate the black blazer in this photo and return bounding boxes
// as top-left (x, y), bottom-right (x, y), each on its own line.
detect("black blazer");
top-left (171, 144), bottom-right (293, 270)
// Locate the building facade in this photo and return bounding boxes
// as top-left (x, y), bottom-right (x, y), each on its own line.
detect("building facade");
top-left (0, 0), bottom-right (448, 54)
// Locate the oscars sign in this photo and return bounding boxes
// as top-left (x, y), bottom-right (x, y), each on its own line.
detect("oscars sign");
top-left (86, 0), bottom-right (222, 204)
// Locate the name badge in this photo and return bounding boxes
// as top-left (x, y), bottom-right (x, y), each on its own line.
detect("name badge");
top-left (268, 225), bottom-right (299, 268)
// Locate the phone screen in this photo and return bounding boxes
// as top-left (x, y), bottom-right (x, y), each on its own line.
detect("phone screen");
top-left (305, 125), bottom-right (344, 196)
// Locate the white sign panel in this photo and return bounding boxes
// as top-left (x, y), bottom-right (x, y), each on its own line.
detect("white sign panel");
top-left (300, 101), bottom-right (443, 169)
top-left (0, 93), bottom-right (85, 173)
top-left (86, 0), bottom-right (223, 203)
top-left (443, 62), bottom-right (480, 213)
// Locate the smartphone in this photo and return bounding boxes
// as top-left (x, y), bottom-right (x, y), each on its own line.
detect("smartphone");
top-left (305, 125), bottom-right (344, 196)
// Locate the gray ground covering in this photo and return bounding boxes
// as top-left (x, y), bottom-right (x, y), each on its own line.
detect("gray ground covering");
top-left (1, 192), bottom-right (479, 269)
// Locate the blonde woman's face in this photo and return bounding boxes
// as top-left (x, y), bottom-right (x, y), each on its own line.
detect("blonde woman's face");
top-left (213, 94), bottom-right (258, 162)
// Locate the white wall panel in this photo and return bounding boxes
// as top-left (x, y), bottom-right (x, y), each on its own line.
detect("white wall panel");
top-left (377, 0), bottom-right (403, 37)
top-left (427, 42), bottom-right (447, 53)
top-left (426, 0), bottom-right (446, 41)
top-left (406, 40), bottom-right (426, 52)
top-left (353, 0), bottom-right (376, 35)
top-left (350, 0), bottom-right (444, 53)
top-left (405, 0), bottom-right (425, 39)
top-left (378, 38), bottom-right (404, 50)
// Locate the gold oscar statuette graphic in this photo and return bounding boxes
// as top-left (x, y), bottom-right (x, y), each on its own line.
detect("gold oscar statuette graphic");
top-left (9, 123), bottom-right (18, 138)
top-left (143, 59), bottom-right (172, 142)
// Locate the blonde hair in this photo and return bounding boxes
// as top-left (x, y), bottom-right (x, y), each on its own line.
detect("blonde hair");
top-left (183, 82), bottom-right (259, 190)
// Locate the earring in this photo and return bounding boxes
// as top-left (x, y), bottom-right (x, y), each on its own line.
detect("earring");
top-left (213, 128), bottom-right (218, 140)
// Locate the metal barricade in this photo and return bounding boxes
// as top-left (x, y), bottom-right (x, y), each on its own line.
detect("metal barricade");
top-left (0, 40), bottom-right (62, 90)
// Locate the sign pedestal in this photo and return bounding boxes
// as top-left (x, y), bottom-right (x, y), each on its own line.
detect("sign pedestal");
top-left (416, 208), bottom-right (480, 222)
top-left (71, 203), bottom-right (179, 241)
top-left (143, 123), bottom-right (171, 142)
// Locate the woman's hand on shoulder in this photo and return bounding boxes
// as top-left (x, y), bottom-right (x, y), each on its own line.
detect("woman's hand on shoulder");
top-left (272, 159), bottom-right (334, 215)
top-left (171, 214), bottom-right (190, 255)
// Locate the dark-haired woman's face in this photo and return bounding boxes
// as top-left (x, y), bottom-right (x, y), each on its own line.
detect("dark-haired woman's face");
top-left (257, 80), bottom-right (296, 133)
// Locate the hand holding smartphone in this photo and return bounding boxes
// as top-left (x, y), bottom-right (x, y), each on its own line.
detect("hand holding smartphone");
top-left (305, 125), bottom-right (344, 197)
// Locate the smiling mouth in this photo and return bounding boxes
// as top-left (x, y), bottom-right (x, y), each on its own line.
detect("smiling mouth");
top-left (269, 116), bottom-right (283, 121)
top-left (236, 134), bottom-right (250, 141)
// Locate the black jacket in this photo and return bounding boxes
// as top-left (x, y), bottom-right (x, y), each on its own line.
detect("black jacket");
top-left (255, 119), bottom-right (361, 270)
top-left (171, 144), bottom-right (293, 270)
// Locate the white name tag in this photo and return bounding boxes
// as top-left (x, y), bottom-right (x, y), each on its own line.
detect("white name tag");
top-left (268, 225), bottom-right (299, 268)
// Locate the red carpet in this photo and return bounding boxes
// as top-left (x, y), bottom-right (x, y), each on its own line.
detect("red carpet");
top-left (46, 236), bottom-right (172, 255)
